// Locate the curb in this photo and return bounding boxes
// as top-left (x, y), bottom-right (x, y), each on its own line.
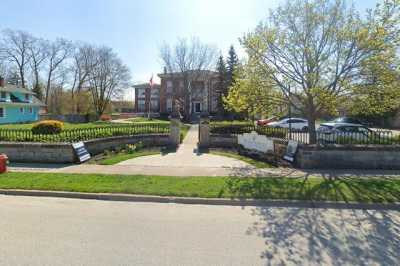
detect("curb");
top-left (0, 189), bottom-right (399, 210)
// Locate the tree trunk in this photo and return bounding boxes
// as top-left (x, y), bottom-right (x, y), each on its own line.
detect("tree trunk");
top-left (19, 69), bottom-right (25, 88)
top-left (307, 114), bottom-right (317, 144)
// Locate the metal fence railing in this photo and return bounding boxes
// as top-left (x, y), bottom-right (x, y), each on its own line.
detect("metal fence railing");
top-left (0, 123), bottom-right (170, 143)
top-left (210, 123), bottom-right (399, 145)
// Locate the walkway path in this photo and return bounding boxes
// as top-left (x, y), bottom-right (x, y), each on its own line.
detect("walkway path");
top-left (118, 124), bottom-right (249, 168)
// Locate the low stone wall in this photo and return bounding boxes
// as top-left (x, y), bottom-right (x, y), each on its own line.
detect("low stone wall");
top-left (85, 134), bottom-right (169, 155)
top-left (1, 134), bottom-right (170, 163)
top-left (296, 144), bottom-right (400, 169)
top-left (0, 142), bottom-right (75, 163)
top-left (210, 134), bottom-right (237, 148)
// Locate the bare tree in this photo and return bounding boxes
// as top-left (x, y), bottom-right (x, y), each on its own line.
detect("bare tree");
top-left (44, 38), bottom-right (73, 104)
top-left (70, 43), bottom-right (98, 113)
top-left (160, 37), bottom-right (216, 120)
top-left (88, 47), bottom-right (131, 117)
top-left (0, 29), bottom-right (34, 88)
top-left (28, 37), bottom-right (48, 100)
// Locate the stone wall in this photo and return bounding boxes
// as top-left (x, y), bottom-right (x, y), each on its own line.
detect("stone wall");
top-left (85, 134), bottom-right (169, 155)
top-left (1, 134), bottom-right (170, 163)
top-left (210, 135), bottom-right (237, 148)
top-left (296, 145), bottom-right (400, 169)
top-left (0, 142), bottom-right (75, 163)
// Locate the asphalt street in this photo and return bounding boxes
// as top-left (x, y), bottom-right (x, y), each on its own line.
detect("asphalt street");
top-left (0, 195), bottom-right (399, 266)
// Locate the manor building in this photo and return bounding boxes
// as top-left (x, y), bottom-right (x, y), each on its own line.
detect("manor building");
top-left (134, 70), bottom-right (220, 120)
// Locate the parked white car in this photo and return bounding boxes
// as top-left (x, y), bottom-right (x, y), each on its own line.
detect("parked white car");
top-left (267, 118), bottom-right (309, 131)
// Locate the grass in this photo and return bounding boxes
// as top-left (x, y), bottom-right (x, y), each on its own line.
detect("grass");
top-left (210, 150), bottom-right (274, 168)
top-left (0, 173), bottom-right (399, 203)
top-left (97, 150), bottom-right (161, 165)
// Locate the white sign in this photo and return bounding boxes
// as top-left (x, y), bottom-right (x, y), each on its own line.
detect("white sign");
top-left (72, 142), bottom-right (91, 163)
top-left (238, 131), bottom-right (274, 153)
top-left (283, 140), bottom-right (298, 162)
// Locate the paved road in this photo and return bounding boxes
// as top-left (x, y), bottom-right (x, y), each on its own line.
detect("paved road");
top-left (0, 195), bottom-right (399, 266)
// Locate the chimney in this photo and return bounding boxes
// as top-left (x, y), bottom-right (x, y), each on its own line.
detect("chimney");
top-left (0, 77), bottom-right (4, 87)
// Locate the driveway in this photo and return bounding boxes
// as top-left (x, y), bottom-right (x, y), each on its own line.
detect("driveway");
top-left (0, 195), bottom-right (399, 266)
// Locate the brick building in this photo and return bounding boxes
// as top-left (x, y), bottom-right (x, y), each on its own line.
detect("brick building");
top-left (134, 70), bottom-right (220, 120)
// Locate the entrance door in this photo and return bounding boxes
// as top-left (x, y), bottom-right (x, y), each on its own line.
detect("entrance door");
top-left (194, 102), bottom-right (201, 113)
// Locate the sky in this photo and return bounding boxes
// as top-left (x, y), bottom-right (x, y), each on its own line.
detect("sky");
top-left (1, 0), bottom-right (379, 99)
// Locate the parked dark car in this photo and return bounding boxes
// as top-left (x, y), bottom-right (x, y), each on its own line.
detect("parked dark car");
top-left (330, 117), bottom-right (369, 126)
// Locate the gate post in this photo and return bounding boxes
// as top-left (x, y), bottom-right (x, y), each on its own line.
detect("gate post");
top-left (198, 113), bottom-right (210, 149)
top-left (169, 118), bottom-right (181, 147)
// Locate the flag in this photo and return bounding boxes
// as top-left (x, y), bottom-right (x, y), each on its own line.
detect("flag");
top-left (149, 74), bottom-right (154, 88)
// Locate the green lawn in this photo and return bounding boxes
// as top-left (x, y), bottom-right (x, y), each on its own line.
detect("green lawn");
top-left (210, 150), bottom-right (274, 168)
top-left (97, 150), bottom-right (161, 165)
top-left (0, 172), bottom-right (399, 203)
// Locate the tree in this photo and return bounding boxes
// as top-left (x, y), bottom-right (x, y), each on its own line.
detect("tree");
top-left (242, 0), bottom-right (400, 143)
top-left (0, 29), bottom-right (34, 88)
top-left (29, 37), bottom-right (48, 100)
top-left (44, 38), bottom-right (73, 105)
top-left (88, 47), bottom-right (131, 117)
top-left (215, 55), bottom-right (227, 115)
top-left (70, 43), bottom-right (98, 113)
top-left (226, 45), bottom-right (239, 88)
top-left (160, 37), bottom-right (217, 120)
top-left (224, 55), bottom-right (284, 120)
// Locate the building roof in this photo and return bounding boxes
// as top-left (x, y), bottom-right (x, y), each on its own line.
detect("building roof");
top-left (158, 70), bottom-right (218, 79)
top-left (0, 84), bottom-right (46, 107)
top-left (0, 84), bottom-right (36, 95)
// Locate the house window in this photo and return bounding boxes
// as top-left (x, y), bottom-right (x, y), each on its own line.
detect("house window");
top-left (166, 98), bottom-right (173, 112)
top-left (138, 100), bottom-right (146, 112)
top-left (166, 81), bottom-right (173, 94)
top-left (0, 92), bottom-right (6, 99)
top-left (150, 99), bottom-right (159, 112)
top-left (29, 107), bottom-right (33, 114)
top-left (25, 94), bottom-right (30, 101)
top-left (20, 107), bottom-right (24, 113)
top-left (0, 107), bottom-right (5, 118)
top-left (138, 88), bottom-right (146, 98)
top-left (151, 88), bottom-right (159, 98)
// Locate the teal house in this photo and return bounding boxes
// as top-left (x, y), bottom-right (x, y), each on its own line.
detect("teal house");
top-left (0, 77), bottom-right (45, 124)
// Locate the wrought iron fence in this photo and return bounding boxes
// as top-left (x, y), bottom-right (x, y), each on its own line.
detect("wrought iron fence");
top-left (210, 123), bottom-right (399, 145)
top-left (0, 123), bottom-right (170, 143)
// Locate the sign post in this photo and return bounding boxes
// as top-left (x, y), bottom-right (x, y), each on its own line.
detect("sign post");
top-left (72, 142), bottom-right (91, 163)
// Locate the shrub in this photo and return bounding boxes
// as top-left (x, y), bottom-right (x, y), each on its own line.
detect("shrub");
top-left (100, 114), bottom-right (112, 121)
top-left (31, 120), bottom-right (64, 135)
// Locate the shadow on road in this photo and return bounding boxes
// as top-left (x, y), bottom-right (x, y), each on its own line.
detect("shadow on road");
top-left (246, 205), bottom-right (400, 265)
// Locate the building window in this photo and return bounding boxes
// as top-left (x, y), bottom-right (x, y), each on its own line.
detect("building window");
top-left (29, 107), bottom-right (33, 114)
top-left (0, 107), bottom-right (5, 118)
top-left (151, 88), bottom-right (159, 97)
top-left (150, 99), bottom-right (159, 112)
top-left (138, 88), bottom-right (146, 98)
top-left (25, 94), bottom-right (30, 101)
top-left (166, 81), bottom-right (173, 94)
top-left (0, 92), bottom-right (6, 99)
top-left (20, 107), bottom-right (24, 113)
top-left (138, 100), bottom-right (146, 112)
top-left (166, 98), bottom-right (173, 112)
